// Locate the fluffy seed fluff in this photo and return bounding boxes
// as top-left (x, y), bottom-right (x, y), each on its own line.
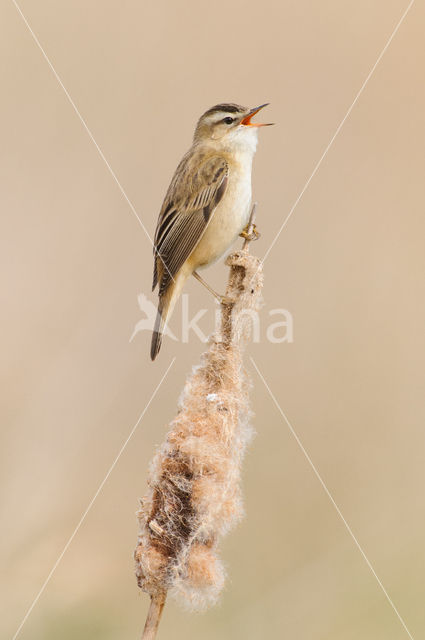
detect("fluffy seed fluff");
top-left (135, 249), bottom-right (263, 611)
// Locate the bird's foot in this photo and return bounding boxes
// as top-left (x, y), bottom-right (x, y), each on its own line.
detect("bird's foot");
top-left (240, 223), bottom-right (261, 242)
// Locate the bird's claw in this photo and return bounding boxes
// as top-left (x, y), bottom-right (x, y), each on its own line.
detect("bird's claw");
top-left (220, 295), bottom-right (234, 306)
top-left (240, 223), bottom-right (261, 242)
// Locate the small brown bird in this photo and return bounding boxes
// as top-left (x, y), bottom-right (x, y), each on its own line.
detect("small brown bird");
top-left (151, 103), bottom-right (272, 360)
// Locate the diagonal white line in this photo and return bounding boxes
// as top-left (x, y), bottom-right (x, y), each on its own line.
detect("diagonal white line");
top-left (261, 0), bottom-right (415, 265)
top-left (250, 356), bottom-right (414, 640)
top-left (11, 357), bottom-right (176, 640)
top-left (10, 0), bottom-right (153, 244)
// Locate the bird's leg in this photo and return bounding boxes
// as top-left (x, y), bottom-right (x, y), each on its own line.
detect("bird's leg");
top-left (239, 223), bottom-right (261, 241)
top-left (192, 271), bottom-right (233, 305)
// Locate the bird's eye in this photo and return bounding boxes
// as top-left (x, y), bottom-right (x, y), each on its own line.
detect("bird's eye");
top-left (223, 116), bottom-right (234, 125)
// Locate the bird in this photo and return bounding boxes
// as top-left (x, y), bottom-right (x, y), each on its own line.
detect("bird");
top-left (150, 102), bottom-right (272, 360)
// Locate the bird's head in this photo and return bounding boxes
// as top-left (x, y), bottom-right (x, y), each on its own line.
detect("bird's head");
top-left (194, 103), bottom-right (273, 151)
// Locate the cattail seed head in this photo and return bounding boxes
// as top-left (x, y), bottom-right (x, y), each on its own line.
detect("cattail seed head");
top-left (135, 250), bottom-right (263, 611)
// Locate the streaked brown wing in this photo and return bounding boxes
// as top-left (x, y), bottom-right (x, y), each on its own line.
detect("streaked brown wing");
top-left (152, 154), bottom-right (228, 295)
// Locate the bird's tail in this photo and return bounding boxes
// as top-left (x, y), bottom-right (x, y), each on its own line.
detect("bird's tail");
top-left (150, 276), bottom-right (184, 360)
top-left (150, 296), bottom-right (168, 360)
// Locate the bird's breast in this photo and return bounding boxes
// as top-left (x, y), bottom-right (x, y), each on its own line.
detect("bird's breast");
top-left (189, 160), bottom-right (253, 269)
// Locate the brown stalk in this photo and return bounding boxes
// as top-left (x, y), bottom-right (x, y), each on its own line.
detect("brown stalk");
top-left (141, 592), bottom-right (166, 640)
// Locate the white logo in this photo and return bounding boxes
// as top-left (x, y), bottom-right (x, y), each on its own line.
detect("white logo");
top-left (130, 293), bottom-right (293, 344)
top-left (129, 293), bottom-right (178, 343)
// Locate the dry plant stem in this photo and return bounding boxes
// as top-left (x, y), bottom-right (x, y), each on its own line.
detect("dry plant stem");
top-left (221, 203), bottom-right (257, 344)
top-left (141, 593), bottom-right (166, 640)
top-left (242, 202), bottom-right (257, 250)
top-left (135, 202), bottom-right (263, 636)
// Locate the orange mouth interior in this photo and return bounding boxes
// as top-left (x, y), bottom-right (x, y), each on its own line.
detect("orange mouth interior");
top-left (241, 110), bottom-right (262, 127)
top-left (240, 105), bottom-right (273, 127)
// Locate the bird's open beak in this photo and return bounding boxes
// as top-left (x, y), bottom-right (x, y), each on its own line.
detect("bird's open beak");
top-left (240, 103), bottom-right (274, 127)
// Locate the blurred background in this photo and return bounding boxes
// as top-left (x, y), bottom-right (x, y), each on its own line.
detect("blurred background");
top-left (1, 1), bottom-right (424, 638)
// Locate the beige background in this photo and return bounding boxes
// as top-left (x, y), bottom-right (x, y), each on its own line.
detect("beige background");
top-left (1, 1), bottom-right (424, 638)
